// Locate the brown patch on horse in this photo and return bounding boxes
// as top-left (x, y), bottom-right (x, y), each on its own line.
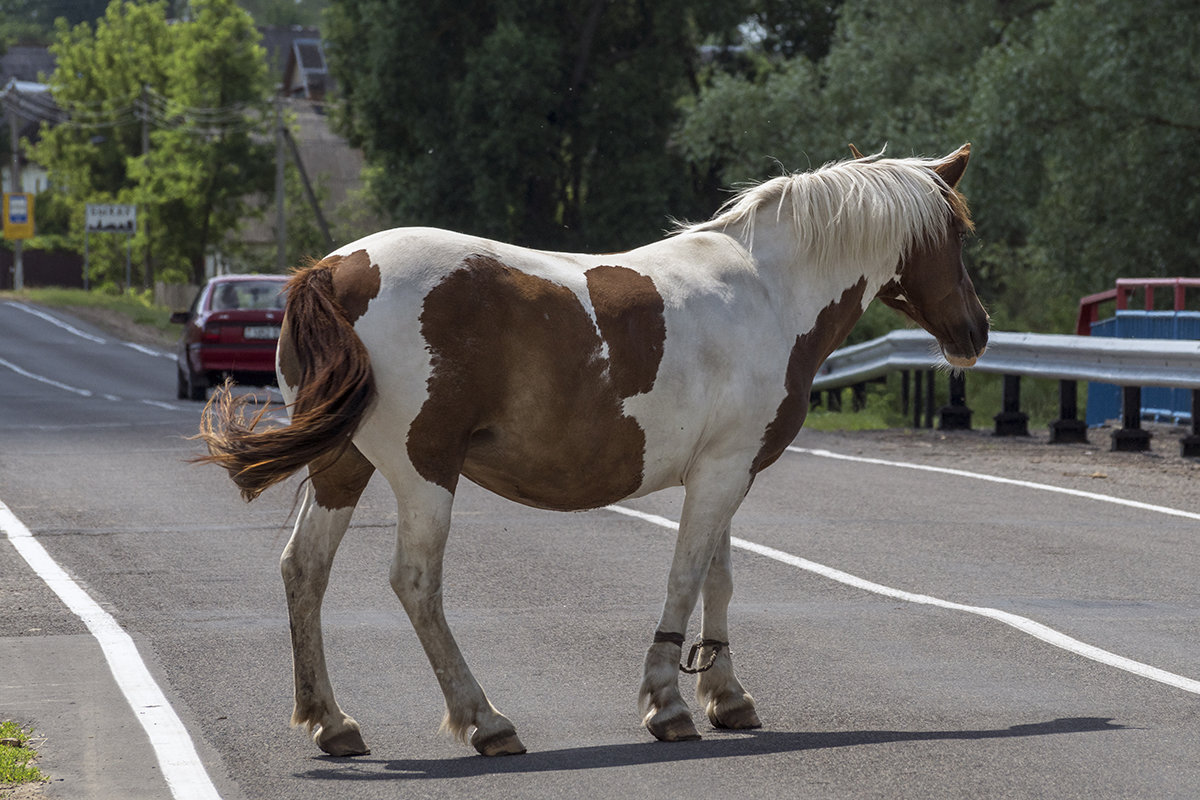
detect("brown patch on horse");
top-left (407, 255), bottom-right (649, 509)
top-left (585, 265), bottom-right (666, 397)
top-left (751, 278), bottom-right (868, 475)
top-left (325, 249), bottom-right (382, 323)
top-left (310, 443), bottom-right (376, 510)
top-left (934, 144), bottom-right (974, 234)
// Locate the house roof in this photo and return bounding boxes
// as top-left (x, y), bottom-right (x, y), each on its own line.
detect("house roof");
top-left (283, 38), bottom-right (331, 101)
top-left (259, 25), bottom-right (319, 72)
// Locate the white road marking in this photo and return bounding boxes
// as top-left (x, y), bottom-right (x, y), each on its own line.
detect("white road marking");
top-left (788, 446), bottom-right (1200, 522)
top-left (0, 356), bottom-right (93, 396)
top-left (3, 301), bottom-right (107, 344)
top-left (4, 301), bottom-right (173, 359)
top-left (124, 341), bottom-right (176, 360)
top-left (0, 500), bottom-right (222, 799)
top-left (0, 314), bottom-right (180, 409)
top-left (606, 451), bottom-right (1200, 696)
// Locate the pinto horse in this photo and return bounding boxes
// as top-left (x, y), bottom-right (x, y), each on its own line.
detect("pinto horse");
top-left (197, 144), bottom-right (987, 757)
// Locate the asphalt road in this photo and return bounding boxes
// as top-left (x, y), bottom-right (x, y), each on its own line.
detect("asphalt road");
top-left (2, 298), bottom-right (1200, 799)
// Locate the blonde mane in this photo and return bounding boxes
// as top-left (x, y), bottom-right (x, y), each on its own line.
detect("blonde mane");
top-left (681, 154), bottom-right (973, 269)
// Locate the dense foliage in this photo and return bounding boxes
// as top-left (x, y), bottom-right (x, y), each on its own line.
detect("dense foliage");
top-left (29, 0), bottom-right (274, 287)
top-left (323, 0), bottom-right (747, 251)
top-left (9, 0), bottom-right (1198, 332)
top-left (676, 0), bottom-right (1200, 332)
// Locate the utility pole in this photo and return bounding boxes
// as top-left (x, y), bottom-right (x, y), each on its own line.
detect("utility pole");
top-left (8, 106), bottom-right (23, 291)
top-left (283, 124), bottom-right (334, 250)
top-left (140, 85), bottom-right (151, 290)
top-left (275, 92), bottom-right (286, 271)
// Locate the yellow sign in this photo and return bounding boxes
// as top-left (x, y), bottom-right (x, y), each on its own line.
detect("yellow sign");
top-left (3, 193), bottom-right (34, 240)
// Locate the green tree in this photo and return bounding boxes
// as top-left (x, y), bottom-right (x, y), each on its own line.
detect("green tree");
top-left (742, 0), bottom-right (842, 62)
top-left (967, 0), bottom-right (1200, 323)
top-left (324, 0), bottom-right (746, 251)
top-left (677, 0), bottom-right (1012, 190)
top-left (676, 0), bottom-right (1200, 332)
top-left (236, 0), bottom-right (327, 27)
top-left (32, 0), bottom-right (274, 287)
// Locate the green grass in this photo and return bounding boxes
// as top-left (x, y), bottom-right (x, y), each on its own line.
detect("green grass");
top-left (805, 369), bottom-right (1083, 433)
top-left (0, 287), bottom-right (178, 334)
top-left (803, 404), bottom-right (900, 431)
top-left (0, 721), bottom-right (44, 788)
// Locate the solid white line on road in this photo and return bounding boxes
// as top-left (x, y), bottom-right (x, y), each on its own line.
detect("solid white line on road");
top-left (0, 356), bottom-right (93, 397)
top-left (0, 351), bottom-right (184, 409)
top-left (124, 341), bottom-right (176, 360)
top-left (0, 500), bottom-right (222, 800)
top-left (788, 446), bottom-right (1200, 522)
top-left (606, 452), bottom-right (1200, 697)
top-left (3, 301), bottom-right (107, 344)
top-left (4, 301), bottom-right (172, 359)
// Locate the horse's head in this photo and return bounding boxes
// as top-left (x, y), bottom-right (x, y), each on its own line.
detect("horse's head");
top-left (876, 144), bottom-right (989, 368)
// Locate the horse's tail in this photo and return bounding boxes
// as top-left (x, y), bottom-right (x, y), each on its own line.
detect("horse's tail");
top-left (194, 261), bottom-right (375, 502)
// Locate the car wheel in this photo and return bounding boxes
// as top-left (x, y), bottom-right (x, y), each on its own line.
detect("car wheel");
top-left (176, 366), bottom-right (189, 400)
top-left (184, 367), bottom-right (207, 401)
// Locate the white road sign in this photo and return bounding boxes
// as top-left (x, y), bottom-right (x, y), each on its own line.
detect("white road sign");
top-left (86, 203), bottom-right (137, 234)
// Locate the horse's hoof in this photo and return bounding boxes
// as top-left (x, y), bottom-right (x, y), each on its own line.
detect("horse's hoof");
top-left (706, 699), bottom-right (762, 730)
top-left (471, 727), bottom-right (526, 756)
top-left (317, 726), bottom-right (371, 757)
top-left (644, 709), bottom-right (701, 742)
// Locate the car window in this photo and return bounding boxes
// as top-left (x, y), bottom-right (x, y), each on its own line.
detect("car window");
top-left (209, 280), bottom-right (287, 311)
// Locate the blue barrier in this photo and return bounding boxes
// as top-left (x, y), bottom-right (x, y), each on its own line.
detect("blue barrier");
top-left (1087, 310), bottom-right (1200, 425)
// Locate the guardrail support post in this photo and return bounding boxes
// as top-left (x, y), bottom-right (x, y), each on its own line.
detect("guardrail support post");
top-left (1181, 389), bottom-right (1200, 458)
top-left (939, 372), bottom-right (972, 430)
top-left (1111, 386), bottom-right (1152, 451)
top-left (912, 371), bottom-right (922, 428)
top-left (851, 382), bottom-right (867, 411)
top-left (923, 369), bottom-right (935, 428)
top-left (1049, 380), bottom-right (1089, 444)
top-left (993, 374), bottom-right (1030, 436)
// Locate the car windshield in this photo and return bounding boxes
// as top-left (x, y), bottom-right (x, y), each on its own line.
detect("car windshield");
top-left (210, 280), bottom-right (287, 311)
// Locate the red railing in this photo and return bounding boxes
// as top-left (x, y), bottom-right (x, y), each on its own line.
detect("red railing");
top-left (1075, 277), bottom-right (1200, 335)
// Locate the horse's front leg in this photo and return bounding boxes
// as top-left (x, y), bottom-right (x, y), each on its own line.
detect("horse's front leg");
top-left (281, 447), bottom-right (375, 756)
top-left (387, 477), bottom-right (525, 756)
top-left (639, 465), bottom-right (750, 741)
top-left (696, 525), bottom-right (761, 730)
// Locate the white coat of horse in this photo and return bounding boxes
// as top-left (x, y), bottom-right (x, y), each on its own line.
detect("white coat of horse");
top-left (198, 144), bottom-right (987, 757)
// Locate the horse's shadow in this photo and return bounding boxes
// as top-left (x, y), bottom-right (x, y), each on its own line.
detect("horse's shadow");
top-left (297, 717), bottom-right (1125, 782)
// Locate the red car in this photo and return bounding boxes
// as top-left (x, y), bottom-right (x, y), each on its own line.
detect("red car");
top-left (172, 274), bottom-right (289, 400)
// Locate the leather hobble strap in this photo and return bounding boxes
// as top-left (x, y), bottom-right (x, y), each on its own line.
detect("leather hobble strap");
top-left (681, 639), bottom-right (728, 674)
top-left (653, 630), bottom-right (686, 647)
top-left (652, 631), bottom-right (728, 674)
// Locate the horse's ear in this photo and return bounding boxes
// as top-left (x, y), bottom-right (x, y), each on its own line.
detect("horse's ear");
top-left (848, 143), bottom-right (865, 159)
top-left (934, 143), bottom-right (971, 188)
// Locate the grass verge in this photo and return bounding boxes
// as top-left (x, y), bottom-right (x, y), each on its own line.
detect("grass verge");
top-left (0, 721), bottom-right (44, 790)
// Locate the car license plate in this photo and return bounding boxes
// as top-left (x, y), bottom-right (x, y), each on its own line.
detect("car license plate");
top-left (244, 325), bottom-right (281, 340)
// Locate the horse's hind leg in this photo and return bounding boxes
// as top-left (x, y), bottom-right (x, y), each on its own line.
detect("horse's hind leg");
top-left (386, 475), bottom-right (525, 756)
top-left (281, 445), bottom-right (375, 756)
top-left (696, 525), bottom-right (761, 730)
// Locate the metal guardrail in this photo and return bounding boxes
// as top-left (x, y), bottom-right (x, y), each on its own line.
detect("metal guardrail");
top-left (812, 329), bottom-right (1200, 391)
top-left (811, 329), bottom-right (1200, 456)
